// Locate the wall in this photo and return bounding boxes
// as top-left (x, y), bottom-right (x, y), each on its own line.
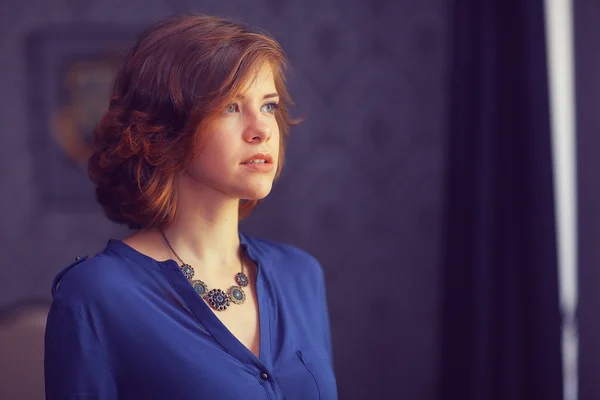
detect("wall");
top-left (0, 0), bottom-right (449, 398)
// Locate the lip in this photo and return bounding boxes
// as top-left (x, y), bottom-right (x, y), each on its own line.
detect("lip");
top-left (241, 163), bottom-right (275, 172)
top-left (241, 153), bottom-right (274, 164)
top-left (240, 153), bottom-right (275, 173)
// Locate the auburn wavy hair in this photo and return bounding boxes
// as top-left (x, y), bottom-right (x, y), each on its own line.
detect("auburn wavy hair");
top-left (88, 14), bottom-right (296, 230)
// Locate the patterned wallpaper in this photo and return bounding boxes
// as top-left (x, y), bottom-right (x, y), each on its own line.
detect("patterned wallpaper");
top-left (0, 0), bottom-right (448, 398)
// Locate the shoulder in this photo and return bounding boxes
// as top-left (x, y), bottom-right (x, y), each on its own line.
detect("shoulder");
top-left (50, 246), bottom-right (137, 307)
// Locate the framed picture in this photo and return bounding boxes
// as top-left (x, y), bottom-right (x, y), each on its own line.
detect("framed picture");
top-left (25, 25), bottom-right (141, 212)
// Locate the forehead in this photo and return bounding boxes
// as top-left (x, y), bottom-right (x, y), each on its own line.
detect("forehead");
top-left (238, 62), bottom-right (277, 95)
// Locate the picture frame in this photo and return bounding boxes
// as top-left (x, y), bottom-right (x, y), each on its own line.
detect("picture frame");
top-left (25, 25), bottom-right (141, 212)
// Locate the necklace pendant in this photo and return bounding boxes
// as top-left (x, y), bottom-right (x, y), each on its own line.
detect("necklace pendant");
top-left (191, 280), bottom-right (208, 298)
top-left (235, 272), bottom-right (249, 287)
top-left (228, 286), bottom-right (246, 305)
top-left (206, 289), bottom-right (231, 311)
top-left (180, 263), bottom-right (195, 280)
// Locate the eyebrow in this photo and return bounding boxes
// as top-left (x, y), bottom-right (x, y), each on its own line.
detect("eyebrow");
top-left (235, 92), bottom-right (279, 100)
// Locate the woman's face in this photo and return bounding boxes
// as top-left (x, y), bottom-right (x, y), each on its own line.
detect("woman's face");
top-left (184, 62), bottom-right (281, 202)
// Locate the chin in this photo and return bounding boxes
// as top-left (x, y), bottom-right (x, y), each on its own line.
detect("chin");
top-left (243, 188), bottom-right (273, 200)
top-left (239, 182), bottom-right (274, 200)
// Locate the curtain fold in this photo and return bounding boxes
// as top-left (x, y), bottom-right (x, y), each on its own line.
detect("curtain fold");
top-left (440, 0), bottom-right (564, 399)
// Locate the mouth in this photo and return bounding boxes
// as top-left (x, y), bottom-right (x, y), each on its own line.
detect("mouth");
top-left (241, 153), bottom-right (274, 165)
top-left (242, 159), bottom-right (269, 164)
top-left (240, 153), bottom-right (275, 172)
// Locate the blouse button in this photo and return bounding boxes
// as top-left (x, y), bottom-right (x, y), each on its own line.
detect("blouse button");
top-left (261, 372), bottom-right (269, 380)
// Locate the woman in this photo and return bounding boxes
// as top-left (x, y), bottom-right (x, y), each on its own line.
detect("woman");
top-left (44, 14), bottom-right (337, 400)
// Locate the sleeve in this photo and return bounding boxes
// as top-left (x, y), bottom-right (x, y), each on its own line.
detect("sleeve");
top-left (44, 295), bottom-right (118, 400)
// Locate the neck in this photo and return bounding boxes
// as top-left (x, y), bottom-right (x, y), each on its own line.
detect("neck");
top-left (157, 176), bottom-right (243, 278)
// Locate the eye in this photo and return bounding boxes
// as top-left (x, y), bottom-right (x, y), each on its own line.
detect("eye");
top-left (261, 102), bottom-right (279, 114)
top-left (225, 103), bottom-right (239, 114)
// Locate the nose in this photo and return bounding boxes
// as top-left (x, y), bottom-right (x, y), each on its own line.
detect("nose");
top-left (243, 114), bottom-right (272, 143)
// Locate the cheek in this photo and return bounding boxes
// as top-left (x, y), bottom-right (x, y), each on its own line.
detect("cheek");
top-left (197, 130), bottom-right (235, 164)
top-left (187, 141), bottom-right (229, 179)
top-left (275, 128), bottom-right (283, 161)
top-left (272, 123), bottom-right (281, 149)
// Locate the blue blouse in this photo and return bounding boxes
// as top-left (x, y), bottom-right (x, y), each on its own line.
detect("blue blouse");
top-left (44, 233), bottom-right (338, 399)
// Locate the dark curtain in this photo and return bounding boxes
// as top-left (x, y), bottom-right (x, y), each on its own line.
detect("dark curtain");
top-left (440, 0), bottom-right (564, 399)
top-left (575, 1), bottom-right (600, 399)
